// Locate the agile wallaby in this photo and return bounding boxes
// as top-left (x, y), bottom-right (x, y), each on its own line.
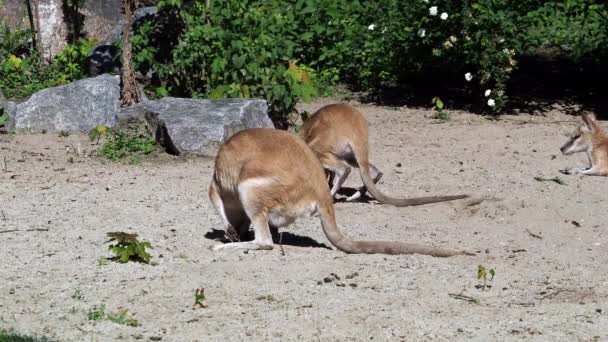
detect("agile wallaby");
top-left (300, 103), bottom-right (469, 205)
top-left (208, 128), bottom-right (473, 257)
top-left (560, 113), bottom-right (608, 176)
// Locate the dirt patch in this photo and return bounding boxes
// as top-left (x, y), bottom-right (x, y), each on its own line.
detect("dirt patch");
top-left (1, 100), bottom-right (607, 341)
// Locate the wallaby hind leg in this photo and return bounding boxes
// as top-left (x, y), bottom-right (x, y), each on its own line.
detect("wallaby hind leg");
top-left (329, 164), bottom-right (351, 197)
top-left (320, 154), bottom-right (352, 197)
top-left (212, 214), bottom-right (274, 251)
top-left (347, 163), bottom-right (383, 202)
top-left (208, 180), bottom-right (250, 241)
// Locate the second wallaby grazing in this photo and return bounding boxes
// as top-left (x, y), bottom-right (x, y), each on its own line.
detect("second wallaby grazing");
top-left (208, 128), bottom-right (473, 257)
top-left (300, 103), bottom-right (470, 205)
top-left (560, 113), bottom-right (608, 176)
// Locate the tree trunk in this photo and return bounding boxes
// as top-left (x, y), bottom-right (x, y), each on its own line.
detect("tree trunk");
top-left (29, 0), bottom-right (46, 63)
top-left (120, 0), bottom-right (140, 107)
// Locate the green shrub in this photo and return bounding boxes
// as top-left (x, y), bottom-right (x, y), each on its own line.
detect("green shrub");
top-left (0, 26), bottom-right (95, 99)
top-left (98, 129), bottom-right (157, 163)
top-left (128, 0), bottom-right (608, 118)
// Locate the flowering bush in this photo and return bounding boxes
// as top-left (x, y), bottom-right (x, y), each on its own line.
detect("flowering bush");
top-left (130, 0), bottom-right (607, 123)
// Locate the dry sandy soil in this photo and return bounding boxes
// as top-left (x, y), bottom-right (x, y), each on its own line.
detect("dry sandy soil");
top-left (1, 99), bottom-right (607, 342)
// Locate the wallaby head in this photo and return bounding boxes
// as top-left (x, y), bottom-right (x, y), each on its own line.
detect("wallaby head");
top-left (560, 113), bottom-right (597, 155)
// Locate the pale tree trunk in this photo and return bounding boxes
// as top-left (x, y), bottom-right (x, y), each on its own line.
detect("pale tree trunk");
top-left (120, 0), bottom-right (141, 107)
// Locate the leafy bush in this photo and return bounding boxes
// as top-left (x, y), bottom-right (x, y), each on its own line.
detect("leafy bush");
top-left (0, 26), bottom-right (95, 99)
top-left (126, 0), bottom-right (608, 117)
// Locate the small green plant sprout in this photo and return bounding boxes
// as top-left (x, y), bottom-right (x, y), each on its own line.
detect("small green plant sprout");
top-left (431, 96), bottom-right (450, 121)
top-left (106, 232), bottom-right (153, 264)
top-left (193, 288), bottom-right (208, 309)
top-left (71, 288), bottom-right (84, 301)
top-left (87, 304), bottom-right (106, 321)
top-left (477, 265), bottom-right (496, 290)
top-left (86, 304), bottom-right (140, 326)
top-left (106, 308), bottom-right (140, 327)
top-left (88, 125), bottom-right (109, 144)
top-left (97, 256), bottom-right (109, 267)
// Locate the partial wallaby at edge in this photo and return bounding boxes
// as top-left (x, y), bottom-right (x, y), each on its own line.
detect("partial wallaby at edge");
top-left (209, 128), bottom-right (473, 257)
top-left (300, 103), bottom-right (470, 206)
top-left (560, 112), bottom-right (608, 176)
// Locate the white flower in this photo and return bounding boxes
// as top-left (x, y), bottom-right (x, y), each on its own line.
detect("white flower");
top-left (418, 29), bottom-right (426, 37)
top-left (487, 99), bottom-right (496, 107)
top-left (484, 89), bottom-right (492, 97)
top-left (440, 12), bottom-right (448, 20)
top-left (368, 24), bottom-right (376, 30)
top-left (422, 0), bottom-right (429, 3)
top-left (499, 38), bottom-right (505, 43)
top-left (465, 72), bottom-right (473, 81)
top-left (429, 6), bottom-right (438, 16)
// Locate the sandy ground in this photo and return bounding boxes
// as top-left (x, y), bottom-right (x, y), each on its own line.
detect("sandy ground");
top-left (1, 99), bottom-right (607, 342)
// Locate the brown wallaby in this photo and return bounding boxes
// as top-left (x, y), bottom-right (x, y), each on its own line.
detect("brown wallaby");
top-left (560, 112), bottom-right (608, 176)
top-left (300, 103), bottom-right (470, 205)
top-left (208, 128), bottom-right (473, 257)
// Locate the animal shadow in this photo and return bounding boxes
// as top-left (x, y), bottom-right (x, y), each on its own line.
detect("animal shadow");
top-left (204, 229), bottom-right (331, 250)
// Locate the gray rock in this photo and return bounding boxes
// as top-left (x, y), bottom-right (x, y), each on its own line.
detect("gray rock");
top-left (6, 74), bottom-right (120, 132)
top-left (139, 97), bottom-right (273, 156)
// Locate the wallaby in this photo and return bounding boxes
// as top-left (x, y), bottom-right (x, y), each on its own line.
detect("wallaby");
top-left (300, 103), bottom-right (469, 205)
top-left (560, 113), bottom-right (608, 176)
top-left (208, 128), bottom-right (473, 257)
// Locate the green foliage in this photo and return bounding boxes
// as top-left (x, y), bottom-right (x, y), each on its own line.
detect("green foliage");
top-left (106, 309), bottom-right (140, 327)
top-left (88, 125), bottom-right (109, 144)
top-left (524, 0), bottom-right (608, 60)
top-left (477, 264), bottom-right (496, 290)
top-left (86, 304), bottom-right (106, 321)
top-left (98, 130), bottom-right (157, 162)
top-left (106, 232), bottom-right (153, 264)
top-left (0, 23), bottom-right (94, 99)
top-left (86, 305), bottom-right (140, 326)
top-left (0, 328), bottom-right (52, 342)
top-left (53, 38), bottom-right (97, 82)
top-left (132, 0), bottom-right (322, 127)
top-left (0, 24), bottom-right (94, 99)
top-left (431, 97), bottom-right (450, 121)
top-left (0, 109), bottom-right (7, 127)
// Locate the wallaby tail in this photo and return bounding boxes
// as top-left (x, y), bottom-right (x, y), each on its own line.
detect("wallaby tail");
top-left (318, 203), bottom-right (474, 257)
top-left (350, 142), bottom-right (469, 207)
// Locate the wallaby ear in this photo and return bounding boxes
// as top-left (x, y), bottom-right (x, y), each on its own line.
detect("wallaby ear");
top-left (581, 113), bottom-right (597, 132)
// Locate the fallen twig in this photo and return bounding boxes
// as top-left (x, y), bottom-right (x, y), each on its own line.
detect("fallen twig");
top-left (448, 293), bottom-right (480, 304)
top-left (525, 229), bottom-right (543, 239)
top-left (1, 210), bottom-right (6, 221)
top-left (533, 176), bottom-right (566, 185)
top-left (0, 228), bottom-right (49, 234)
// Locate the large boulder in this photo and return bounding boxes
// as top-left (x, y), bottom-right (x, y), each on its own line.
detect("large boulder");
top-left (137, 97), bottom-right (273, 156)
top-left (6, 74), bottom-right (120, 132)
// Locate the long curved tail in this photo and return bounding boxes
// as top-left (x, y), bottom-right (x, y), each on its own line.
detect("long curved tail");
top-left (318, 202), bottom-right (474, 257)
top-left (351, 142), bottom-right (469, 207)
